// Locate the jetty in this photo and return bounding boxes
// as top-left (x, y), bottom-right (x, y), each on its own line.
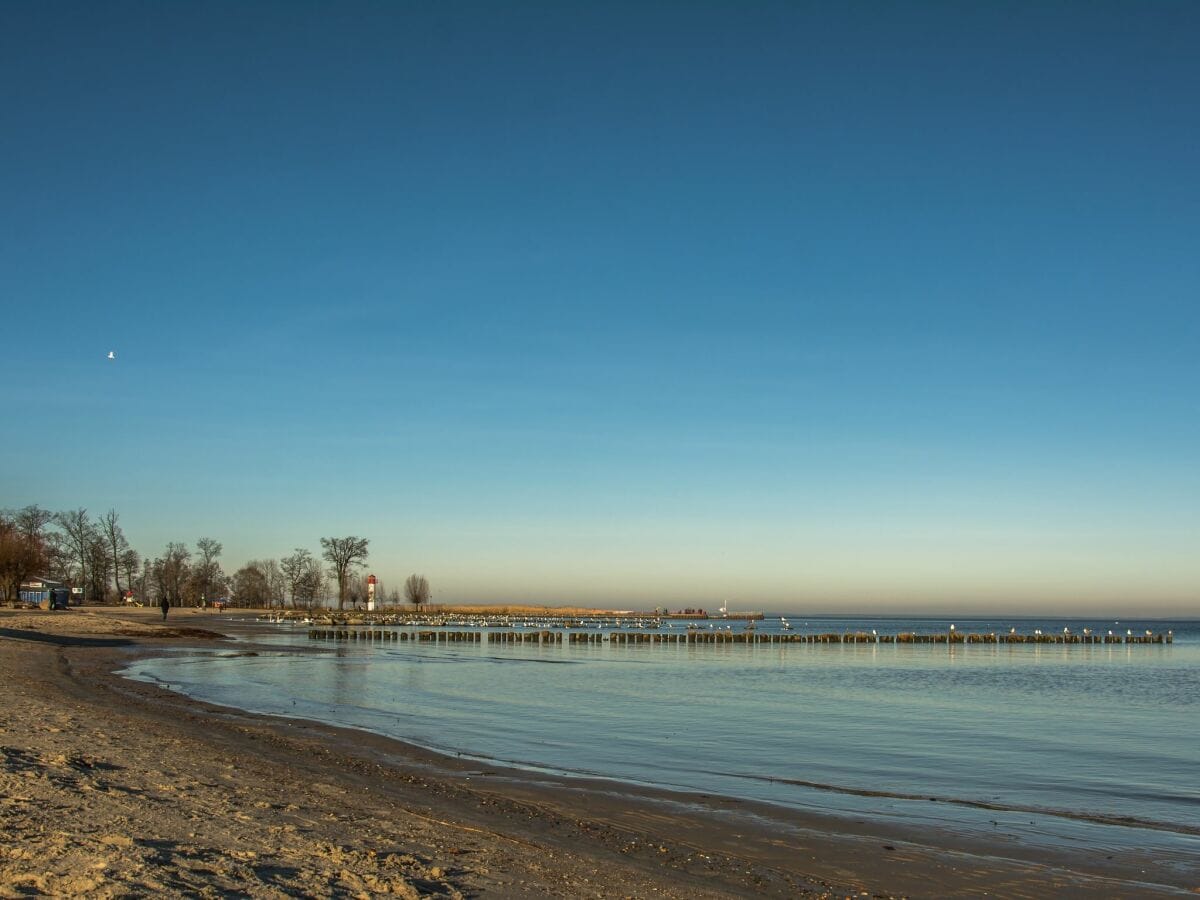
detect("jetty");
top-left (308, 628), bottom-right (1173, 645)
top-left (289, 609), bottom-right (770, 631)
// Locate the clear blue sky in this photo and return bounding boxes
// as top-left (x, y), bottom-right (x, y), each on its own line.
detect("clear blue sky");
top-left (3, 2), bottom-right (1197, 614)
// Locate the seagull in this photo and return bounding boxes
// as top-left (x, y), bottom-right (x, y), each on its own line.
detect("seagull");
top-left (107, 351), bottom-right (116, 360)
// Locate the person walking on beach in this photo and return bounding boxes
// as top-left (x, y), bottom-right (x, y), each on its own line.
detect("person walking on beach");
top-left (160, 596), bottom-right (170, 621)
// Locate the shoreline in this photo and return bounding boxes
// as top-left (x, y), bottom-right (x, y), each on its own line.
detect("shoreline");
top-left (1, 608), bottom-right (1193, 897)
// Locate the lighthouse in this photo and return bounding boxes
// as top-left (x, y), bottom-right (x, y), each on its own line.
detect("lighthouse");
top-left (367, 574), bottom-right (377, 612)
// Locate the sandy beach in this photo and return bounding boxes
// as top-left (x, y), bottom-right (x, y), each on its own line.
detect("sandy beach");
top-left (0, 608), bottom-right (1186, 898)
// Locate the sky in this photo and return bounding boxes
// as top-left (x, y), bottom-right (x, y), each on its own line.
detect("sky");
top-left (2, 2), bottom-right (1197, 615)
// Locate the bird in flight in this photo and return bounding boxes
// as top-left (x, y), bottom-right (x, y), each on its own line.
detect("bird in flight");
top-left (107, 351), bottom-right (116, 360)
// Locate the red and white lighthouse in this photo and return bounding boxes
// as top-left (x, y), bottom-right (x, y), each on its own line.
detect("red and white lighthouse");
top-left (367, 574), bottom-right (377, 612)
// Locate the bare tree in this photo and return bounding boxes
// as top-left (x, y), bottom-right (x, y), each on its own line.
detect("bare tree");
top-left (119, 548), bottom-right (140, 600)
top-left (0, 506), bottom-right (52, 603)
top-left (15, 506), bottom-right (54, 545)
top-left (98, 509), bottom-right (130, 601)
top-left (404, 574), bottom-right (431, 608)
top-left (42, 530), bottom-right (72, 584)
top-left (296, 557), bottom-right (325, 608)
top-left (193, 537), bottom-right (223, 605)
top-left (0, 514), bottom-right (21, 603)
top-left (55, 508), bottom-right (96, 602)
top-left (320, 536), bottom-right (369, 611)
top-left (280, 548), bottom-right (312, 608)
top-left (155, 542), bottom-right (191, 606)
top-left (262, 558), bottom-right (286, 608)
top-left (86, 535), bottom-right (111, 603)
top-left (135, 557), bottom-right (155, 606)
top-left (347, 576), bottom-right (365, 609)
top-left (185, 566), bottom-right (228, 607)
top-left (232, 561), bottom-right (271, 607)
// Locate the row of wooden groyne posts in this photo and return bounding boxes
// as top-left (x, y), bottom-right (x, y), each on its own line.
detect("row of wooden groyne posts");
top-left (308, 629), bottom-right (1174, 645)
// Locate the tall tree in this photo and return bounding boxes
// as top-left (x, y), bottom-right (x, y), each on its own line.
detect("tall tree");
top-left (119, 548), bottom-right (141, 600)
top-left (280, 548), bottom-right (312, 608)
top-left (98, 509), bottom-right (130, 601)
top-left (193, 537), bottom-right (223, 604)
top-left (15, 505), bottom-right (54, 548)
top-left (231, 561), bottom-right (271, 607)
top-left (135, 557), bottom-right (155, 606)
top-left (55, 508), bottom-right (95, 601)
top-left (261, 558), bottom-right (285, 608)
top-left (0, 506), bottom-right (52, 603)
top-left (86, 535), bottom-right (111, 603)
top-left (42, 530), bottom-right (72, 584)
top-left (155, 542), bottom-right (191, 606)
top-left (296, 557), bottom-right (325, 608)
top-left (0, 514), bottom-right (20, 603)
top-left (346, 575), bottom-right (365, 608)
top-left (404, 574), bottom-right (431, 607)
top-left (320, 536), bottom-right (369, 611)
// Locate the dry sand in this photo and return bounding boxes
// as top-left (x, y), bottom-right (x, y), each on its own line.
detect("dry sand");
top-left (0, 608), bottom-right (1186, 898)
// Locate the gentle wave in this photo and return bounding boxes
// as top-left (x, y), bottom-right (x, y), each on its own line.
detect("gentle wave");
top-left (719, 771), bottom-right (1200, 837)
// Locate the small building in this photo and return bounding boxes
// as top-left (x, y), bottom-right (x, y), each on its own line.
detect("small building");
top-left (19, 577), bottom-right (65, 606)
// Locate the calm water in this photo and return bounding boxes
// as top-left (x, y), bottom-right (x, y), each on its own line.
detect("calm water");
top-left (124, 615), bottom-right (1200, 870)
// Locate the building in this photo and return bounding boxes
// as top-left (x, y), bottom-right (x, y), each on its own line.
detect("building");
top-left (19, 577), bottom-right (65, 606)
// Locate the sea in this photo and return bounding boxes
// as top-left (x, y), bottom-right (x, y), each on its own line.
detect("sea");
top-left (122, 614), bottom-right (1200, 882)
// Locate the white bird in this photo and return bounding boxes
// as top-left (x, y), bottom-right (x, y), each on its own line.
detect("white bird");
top-left (107, 351), bottom-right (116, 360)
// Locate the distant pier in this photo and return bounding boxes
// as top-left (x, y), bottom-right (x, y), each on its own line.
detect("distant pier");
top-left (308, 629), bottom-right (1173, 645)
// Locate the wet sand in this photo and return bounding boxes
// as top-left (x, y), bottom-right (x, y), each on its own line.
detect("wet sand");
top-left (0, 608), bottom-right (1189, 898)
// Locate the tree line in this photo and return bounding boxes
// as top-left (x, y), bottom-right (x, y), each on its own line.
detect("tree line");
top-left (0, 505), bottom-right (432, 610)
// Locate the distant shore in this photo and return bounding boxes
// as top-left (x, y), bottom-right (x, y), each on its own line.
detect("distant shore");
top-left (1, 607), bottom-right (1187, 897)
